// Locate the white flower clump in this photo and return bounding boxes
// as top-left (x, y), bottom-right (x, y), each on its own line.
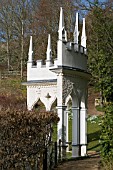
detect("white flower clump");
top-left (87, 115), bottom-right (98, 123)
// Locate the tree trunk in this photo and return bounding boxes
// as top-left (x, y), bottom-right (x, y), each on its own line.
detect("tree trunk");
top-left (7, 40), bottom-right (10, 72)
top-left (21, 20), bottom-right (24, 80)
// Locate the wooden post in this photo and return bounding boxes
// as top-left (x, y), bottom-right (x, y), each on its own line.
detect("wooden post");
top-left (58, 139), bottom-right (61, 162)
top-left (43, 148), bottom-right (47, 170)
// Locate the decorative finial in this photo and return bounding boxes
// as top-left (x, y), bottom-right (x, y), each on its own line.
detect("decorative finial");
top-left (74, 12), bottom-right (79, 44)
top-left (46, 34), bottom-right (52, 61)
top-left (58, 7), bottom-right (67, 41)
top-left (81, 18), bottom-right (87, 48)
top-left (28, 36), bottom-right (33, 62)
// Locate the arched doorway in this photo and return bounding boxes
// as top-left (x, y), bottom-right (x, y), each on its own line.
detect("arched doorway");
top-left (65, 95), bottom-right (72, 151)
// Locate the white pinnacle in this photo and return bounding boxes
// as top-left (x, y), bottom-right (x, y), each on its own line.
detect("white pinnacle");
top-left (58, 7), bottom-right (67, 41)
top-left (59, 7), bottom-right (64, 31)
top-left (81, 18), bottom-right (87, 48)
top-left (74, 12), bottom-right (79, 44)
top-left (46, 34), bottom-right (52, 60)
top-left (28, 36), bottom-right (33, 62)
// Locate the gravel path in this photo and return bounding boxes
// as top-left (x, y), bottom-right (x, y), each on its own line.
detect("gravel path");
top-left (54, 156), bottom-right (101, 170)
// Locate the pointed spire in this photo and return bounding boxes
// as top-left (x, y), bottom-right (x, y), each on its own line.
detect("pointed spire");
top-left (28, 36), bottom-right (33, 62)
top-left (59, 7), bottom-right (64, 31)
top-left (46, 34), bottom-right (52, 60)
top-left (58, 7), bottom-right (67, 41)
top-left (81, 18), bottom-right (87, 48)
top-left (74, 12), bottom-right (79, 44)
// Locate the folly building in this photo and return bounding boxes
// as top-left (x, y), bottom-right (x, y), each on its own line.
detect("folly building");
top-left (24, 7), bottom-right (91, 157)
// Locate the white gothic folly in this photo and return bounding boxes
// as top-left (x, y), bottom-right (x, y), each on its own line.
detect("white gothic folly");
top-left (23, 7), bottom-right (91, 158)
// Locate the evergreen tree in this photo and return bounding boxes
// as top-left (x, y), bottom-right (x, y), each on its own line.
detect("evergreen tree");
top-left (87, 6), bottom-right (113, 103)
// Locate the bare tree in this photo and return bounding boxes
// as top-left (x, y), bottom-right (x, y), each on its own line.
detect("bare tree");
top-left (0, 0), bottom-right (37, 74)
top-left (0, 0), bottom-right (14, 71)
top-left (30, 0), bottom-right (75, 60)
top-left (0, 0), bottom-right (76, 73)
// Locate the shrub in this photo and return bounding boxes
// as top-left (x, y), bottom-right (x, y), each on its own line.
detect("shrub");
top-left (100, 104), bottom-right (113, 170)
top-left (0, 109), bottom-right (58, 169)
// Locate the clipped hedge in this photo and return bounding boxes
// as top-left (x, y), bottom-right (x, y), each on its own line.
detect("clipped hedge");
top-left (0, 109), bottom-right (58, 169)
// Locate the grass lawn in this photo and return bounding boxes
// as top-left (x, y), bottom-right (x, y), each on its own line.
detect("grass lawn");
top-left (87, 119), bottom-right (101, 151)
top-left (0, 76), bottom-right (26, 95)
top-left (53, 115), bottom-right (101, 152)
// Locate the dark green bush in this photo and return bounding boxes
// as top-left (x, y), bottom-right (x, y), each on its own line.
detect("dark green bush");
top-left (100, 104), bottom-right (113, 169)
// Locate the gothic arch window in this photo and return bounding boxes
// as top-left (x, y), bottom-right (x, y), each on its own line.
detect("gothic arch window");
top-left (33, 99), bottom-right (46, 111)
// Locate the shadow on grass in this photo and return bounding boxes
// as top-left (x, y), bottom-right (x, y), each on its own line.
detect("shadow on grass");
top-left (88, 143), bottom-right (100, 150)
top-left (87, 130), bottom-right (101, 143)
top-left (87, 130), bottom-right (101, 151)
